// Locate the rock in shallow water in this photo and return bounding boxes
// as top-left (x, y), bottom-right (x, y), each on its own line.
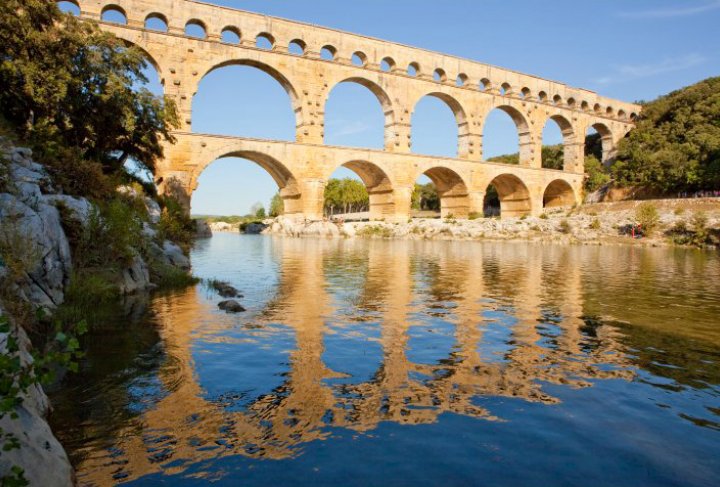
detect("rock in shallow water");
top-left (218, 300), bottom-right (245, 313)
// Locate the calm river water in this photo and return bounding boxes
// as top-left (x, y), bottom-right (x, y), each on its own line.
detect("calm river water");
top-left (50, 234), bottom-right (720, 486)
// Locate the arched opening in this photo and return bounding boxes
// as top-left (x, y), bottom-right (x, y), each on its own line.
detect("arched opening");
top-left (192, 152), bottom-right (301, 218)
top-left (500, 83), bottom-right (512, 96)
top-left (101, 5), bottom-right (127, 24)
top-left (456, 73), bottom-right (468, 87)
top-left (407, 62), bottom-right (420, 77)
top-left (482, 106), bottom-right (529, 164)
top-left (586, 123), bottom-right (614, 165)
top-left (321, 45), bottom-right (336, 61)
top-left (538, 91), bottom-right (548, 102)
top-left (552, 94), bottom-right (563, 106)
top-left (351, 52), bottom-right (367, 67)
top-left (433, 69), bottom-right (447, 83)
top-left (380, 57), bottom-right (395, 72)
top-left (185, 19), bottom-right (206, 39)
top-left (221, 27), bottom-right (240, 44)
top-left (411, 94), bottom-right (467, 157)
top-left (480, 78), bottom-right (492, 91)
top-left (414, 167), bottom-right (469, 219)
top-left (543, 180), bottom-right (575, 209)
top-left (520, 87), bottom-right (531, 99)
top-left (324, 79), bottom-right (390, 149)
top-left (57, 1), bottom-right (80, 16)
top-left (484, 174), bottom-right (532, 218)
top-left (192, 62), bottom-right (298, 140)
top-left (145, 13), bottom-right (168, 32)
top-left (541, 115), bottom-right (574, 170)
top-left (324, 161), bottom-right (393, 221)
top-left (288, 39), bottom-right (305, 55)
top-left (255, 33), bottom-right (274, 50)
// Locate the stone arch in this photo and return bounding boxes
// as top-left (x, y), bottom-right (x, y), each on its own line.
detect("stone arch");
top-left (101, 4), bottom-right (127, 24)
top-left (112, 35), bottom-right (165, 83)
top-left (57, 0), bottom-right (81, 15)
top-left (221, 26), bottom-right (241, 44)
top-left (485, 174), bottom-right (532, 218)
top-left (329, 161), bottom-right (395, 220)
top-left (411, 92), bottom-right (469, 157)
top-left (380, 57), bottom-right (396, 72)
top-left (193, 150), bottom-right (302, 215)
top-left (185, 18), bottom-right (207, 39)
top-left (542, 114), bottom-right (576, 170)
top-left (324, 77), bottom-right (396, 149)
top-left (145, 12), bottom-right (168, 32)
top-left (480, 105), bottom-right (531, 164)
top-left (419, 166), bottom-right (470, 218)
top-left (196, 59), bottom-right (302, 135)
top-left (587, 122), bottom-right (615, 164)
top-left (543, 179), bottom-right (576, 209)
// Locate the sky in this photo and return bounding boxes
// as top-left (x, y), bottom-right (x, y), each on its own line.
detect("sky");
top-left (61, 0), bottom-right (720, 215)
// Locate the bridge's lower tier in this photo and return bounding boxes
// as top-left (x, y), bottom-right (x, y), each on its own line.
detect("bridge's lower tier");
top-left (159, 132), bottom-right (584, 220)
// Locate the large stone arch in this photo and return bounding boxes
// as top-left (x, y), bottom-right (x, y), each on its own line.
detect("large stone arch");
top-left (587, 122), bottom-right (615, 165)
top-left (542, 114), bottom-right (578, 170)
top-left (416, 166), bottom-right (470, 218)
top-left (194, 59), bottom-right (303, 137)
top-left (327, 160), bottom-right (396, 220)
top-left (543, 179), bottom-right (576, 209)
top-left (323, 77), bottom-right (397, 149)
top-left (485, 173), bottom-right (532, 218)
top-left (109, 31), bottom-right (166, 82)
top-left (191, 150), bottom-right (302, 215)
top-left (481, 105), bottom-right (532, 165)
top-left (411, 92), bottom-right (469, 157)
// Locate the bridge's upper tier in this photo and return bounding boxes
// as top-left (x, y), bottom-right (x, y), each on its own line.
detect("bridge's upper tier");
top-left (69, 0), bottom-right (640, 121)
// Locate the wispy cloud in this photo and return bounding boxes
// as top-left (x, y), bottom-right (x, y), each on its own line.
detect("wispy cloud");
top-left (618, 0), bottom-right (720, 18)
top-left (333, 121), bottom-right (371, 137)
top-left (594, 53), bottom-right (706, 84)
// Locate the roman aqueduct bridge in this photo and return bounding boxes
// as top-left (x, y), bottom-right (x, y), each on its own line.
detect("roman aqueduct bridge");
top-left (65, 0), bottom-right (640, 220)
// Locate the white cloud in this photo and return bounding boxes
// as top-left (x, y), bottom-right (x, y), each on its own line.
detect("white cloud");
top-left (594, 53), bottom-right (706, 85)
top-left (333, 120), bottom-right (371, 137)
top-left (618, 0), bottom-right (720, 18)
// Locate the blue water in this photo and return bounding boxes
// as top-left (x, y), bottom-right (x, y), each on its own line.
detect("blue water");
top-left (51, 234), bottom-right (720, 486)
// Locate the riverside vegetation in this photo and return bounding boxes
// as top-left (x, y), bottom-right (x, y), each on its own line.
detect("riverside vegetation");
top-left (0, 1), bottom-right (197, 484)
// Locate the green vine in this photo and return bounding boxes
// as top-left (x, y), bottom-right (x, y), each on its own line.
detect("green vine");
top-left (0, 314), bottom-right (86, 485)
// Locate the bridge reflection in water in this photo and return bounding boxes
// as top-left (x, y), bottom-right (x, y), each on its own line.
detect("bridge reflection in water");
top-left (51, 237), bottom-right (720, 485)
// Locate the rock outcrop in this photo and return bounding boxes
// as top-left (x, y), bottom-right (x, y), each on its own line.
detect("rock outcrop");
top-left (0, 306), bottom-right (74, 487)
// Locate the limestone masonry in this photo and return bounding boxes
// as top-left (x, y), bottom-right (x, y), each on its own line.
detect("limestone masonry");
top-left (69, 0), bottom-right (640, 220)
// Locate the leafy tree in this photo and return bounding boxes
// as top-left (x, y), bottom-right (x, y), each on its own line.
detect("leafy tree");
top-left (0, 0), bottom-right (178, 189)
top-left (255, 206), bottom-right (266, 219)
top-left (411, 183), bottom-right (440, 211)
top-left (584, 155), bottom-right (610, 192)
top-left (613, 77), bottom-right (720, 192)
top-left (323, 178), bottom-right (369, 215)
top-left (269, 192), bottom-right (283, 217)
top-left (540, 145), bottom-right (564, 170)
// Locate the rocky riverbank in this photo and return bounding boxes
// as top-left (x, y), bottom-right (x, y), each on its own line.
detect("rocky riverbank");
top-left (0, 145), bottom-right (194, 485)
top-left (265, 199), bottom-right (720, 248)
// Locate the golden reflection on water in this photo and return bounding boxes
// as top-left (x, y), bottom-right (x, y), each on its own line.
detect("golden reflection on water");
top-left (64, 238), bottom-right (720, 484)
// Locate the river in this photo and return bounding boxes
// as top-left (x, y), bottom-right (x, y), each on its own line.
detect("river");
top-left (49, 234), bottom-right (720, 486)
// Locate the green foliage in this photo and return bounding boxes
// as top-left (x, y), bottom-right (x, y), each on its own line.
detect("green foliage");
top-left (255, 206), bottom-right (266, 219)
top-left (269, 192), bottom-right (283, 217)
top-left (0, 313), bottom-right (85, 484)
top-left (411, 183), bottom-right (440, 211)
top-left (157, 196), bottom-right (195, 252)
top-left (356, 225), bottom-right (393, 238)
top-left (324, 178), bottom-right (369, 215)
top-left (590, 218), bottom-right (601, 230)
top-left (635, 202), bottom-right (660, 234)
top-left (540, 144), bottom-right (564, 170)
top-left (613, 77), bottom-right (720, 192)
top-left (559, 219), bottom-right (571, 234)
top-left (584, 155), bottom-right (611, 192)
top-left (468, 212), bottom-right (482, 220)
top-left (0, 0), bottom-right (178, 197)
top-left (539, 213), bottom-right (548, 220)
top-left (487, 153), bottom-right (519, 165)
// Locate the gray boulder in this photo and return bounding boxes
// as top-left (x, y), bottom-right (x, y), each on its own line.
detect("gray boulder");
top-left (218, 300), bottom-right (245, 313)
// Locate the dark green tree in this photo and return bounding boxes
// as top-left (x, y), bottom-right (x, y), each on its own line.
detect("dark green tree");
top-left (269, 192), bottom-right (283, 217)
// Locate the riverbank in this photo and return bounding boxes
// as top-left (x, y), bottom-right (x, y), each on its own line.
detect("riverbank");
top-left (0, 145), bottom-right (196, 485)
top-left (264, 198), bottom-right (720, 248)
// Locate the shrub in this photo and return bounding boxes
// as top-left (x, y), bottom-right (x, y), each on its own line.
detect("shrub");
top-left (539, 213), bottom-right (549, 220)
top-left (559, 219), bottom-right (572, 234)
top-left (635, 202), bottom-right (660, 235)
top-left (468, 212), bottom-right (482, 220)
top-left (590, 218), bottom-right (601, 230)
top-left (357, 225), bottom-right (393, 238)
top-left (157, 196), bottom-right (195, 252)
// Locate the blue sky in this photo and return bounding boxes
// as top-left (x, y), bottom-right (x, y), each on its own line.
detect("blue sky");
top-left (62, 0), bottom-right (720, 215)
